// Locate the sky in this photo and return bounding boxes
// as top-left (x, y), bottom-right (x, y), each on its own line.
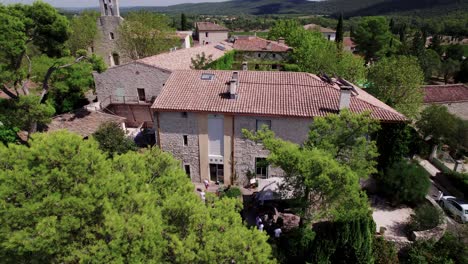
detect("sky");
top-left (0, 0), bottom-right (229, 8)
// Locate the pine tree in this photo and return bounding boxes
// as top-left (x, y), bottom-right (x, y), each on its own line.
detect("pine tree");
top-left (181, 13), bottom-right (188, 31)
top-left (335, 13), bottom-right (344, 44)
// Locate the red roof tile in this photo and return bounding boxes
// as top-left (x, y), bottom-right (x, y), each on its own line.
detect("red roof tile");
top-left (196, 22), bottom-right (229, 31)
top-left (343, 37), bottom-right (356, 48)
top-left (233, 36), bottom-right (291, 52)
top-left (152, 70), bottom-right (406, 122)
top-left (423, 84), bottom-right (468, 103)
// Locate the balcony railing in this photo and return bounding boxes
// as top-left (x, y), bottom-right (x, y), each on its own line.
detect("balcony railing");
top-left (100, 95), bottom-right (155, 109)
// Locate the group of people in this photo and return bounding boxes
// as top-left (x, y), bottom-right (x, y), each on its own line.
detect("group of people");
top-left (256, 214), bottom-right (282, 238)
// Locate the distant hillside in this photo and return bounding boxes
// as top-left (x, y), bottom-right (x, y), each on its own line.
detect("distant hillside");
top-left (127, 0), bottom-right (468, 16)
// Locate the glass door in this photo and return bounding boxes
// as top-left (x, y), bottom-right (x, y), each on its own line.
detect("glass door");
top-left (209, 164), bottom-right (224, 184)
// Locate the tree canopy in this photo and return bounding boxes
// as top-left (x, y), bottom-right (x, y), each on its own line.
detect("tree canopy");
top-left (0, 131), bottom-right (275, 263)
top-left (367, 56), bottom-right (425, 119)
top-left (117, 11), bottom-right (179, 60)
top-left (67, 11), bottom-right (100, 56)
top-left (352, 16), bottom-right (397, 62)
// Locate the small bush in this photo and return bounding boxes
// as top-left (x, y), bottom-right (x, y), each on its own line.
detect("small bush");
top-left (376, 161), bottom-right (431, 205)
top-left (408, 204), bottom-right (443, 232)
top-left (373, 236), bottom-right (399, 264)
top-left (222, 187), bottom-right (242, 198)
top-left (92, 122), bottom-right (137, 157)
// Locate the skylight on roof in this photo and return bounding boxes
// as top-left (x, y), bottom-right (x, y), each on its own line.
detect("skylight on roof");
top-left (201, 73), bottom-right (215, 80)
top-left (215, 45), bottom-right (225, 51)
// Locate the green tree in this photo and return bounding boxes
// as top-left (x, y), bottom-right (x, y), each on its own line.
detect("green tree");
top-left (376, 161), bottom-right (430, 205)
top-left (0, 131), bottom-right (275, 263)
top-left (180, 13), bottom-right (188, 31)
top-left (410, 30), bottom-right (426, 58)
top-left (0, 121), bottom-right (18, 145)
top-left (418, 49), bottom-right (441, 81)
top-left (335, 13), bottom-right (344, 44)
top-left (190, 52), bottom-right (213, 69)
top-left (416, 104), bottom-right (460, 147)
top-left (367, 56), bottom-right (425, 119)
top-left (429, 34), bottom-right (443, 55)
top-left (455, 59), bottom-right (468, 83)
top-left (445, 44), bottom-right (464, 61)
top-left (305, 110), bottom-right (380, 178)
top-left (67, 11), bottom-right (100, 56)
top-left (117, 11), bottom-right (179, 60)
top-left (405, 232), bottom-right (468, 264)
top-left (440, 58), bottom-right (460, 84)
top-left (353, 16), bottom-right (397, 62)
top-left (244, 111), bottom-right (375, 223)
top-left (92, 121), bottom-right (137, 157)
top-left (375, 123), bottom-right (412, 169)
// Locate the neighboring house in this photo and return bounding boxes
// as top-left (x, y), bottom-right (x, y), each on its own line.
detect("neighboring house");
top-left (195, 22), bottom-right (229, 45)
top-left (304, 23), bottom-right (336, 41)
top-left (423, 83), bottom-right (468, 120)
top-left (94, 0), bottom-right (130, 67)
top-left (93, 42), bottom-right (233, 128)
top-left (176, 31), bottom-right (193, 49)
top-left (151, 70), bottom-right (406, 185)
top-left (46, 108), bottom-right (126, 138)
top-left (232, 36), bottom-right (291, 70)
top-left (343, 37), bottom-right (357, 52)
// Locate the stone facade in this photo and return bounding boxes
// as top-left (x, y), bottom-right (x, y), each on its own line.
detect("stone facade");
top-left (158, 112), bottom-right (202, 182)
top-left (198, 31), bottom-right (229, 45)
top-left (94, 62), bottom-right (171, 105)
top-left (95, 0), bottom-right (130, 67)
top-left (155, 112), bottom-right (313, 184)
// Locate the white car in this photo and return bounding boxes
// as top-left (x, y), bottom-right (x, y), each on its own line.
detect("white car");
top-left (439, 196), bottom-right (468, 223)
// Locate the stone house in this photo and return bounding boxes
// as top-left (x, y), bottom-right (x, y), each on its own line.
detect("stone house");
top-left (93, 42), bottom-right (233, 128)
top-left (151, 70), bottom-right (406, 186)
top-left (232, 36), bottom-right (292, 70)
top-left (423, 83), bottom-right (468, 120)
top-left (195, 22), bottom-right (229, 45)
top-left (304, 24), bottom-right (336, 41)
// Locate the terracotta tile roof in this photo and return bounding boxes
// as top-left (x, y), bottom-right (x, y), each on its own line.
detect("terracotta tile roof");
top-left (196, 22), bottom-right (229, 31)
top-left (304, 24), bottom-right (335, 33)
top-left (152, 70), bottom-right (406, 122)
top-left (46, 109), bottom-right (126, 138)
top-left (138, 42), bottom-right (233, 71)
top-left (424, 84), bottom-right (468, 103)
top-left (233, 36), bottom-right (291, 52)
top-left (343, 37), bottom-right (356, 48)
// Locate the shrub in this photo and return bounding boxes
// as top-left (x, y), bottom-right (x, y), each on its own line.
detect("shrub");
top-left (223, 186), bottom-right (242, 198)
top-left (92, 122), bottom-right (137, 157)
top-left (373, 236), bottom-right (399, 264)
top-left (376, 161), bottom-right (431, 205)
top-left (408, 204), bottom-right (443, 232)
top-left (445, 171), bottom-right (468, 197)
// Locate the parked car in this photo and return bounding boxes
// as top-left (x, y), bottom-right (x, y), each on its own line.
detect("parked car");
top-left (439, 195), bottom-right (468, 223)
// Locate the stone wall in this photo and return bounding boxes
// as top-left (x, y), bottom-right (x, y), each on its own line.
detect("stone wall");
top-left (158, 112), bottom-right (202, 182)
top-left (95, 16), bottom-right (130, 66)
top-left (233, 116), bottom-right (312, 185)
top-left (93, 62), bottom-right (171, 105)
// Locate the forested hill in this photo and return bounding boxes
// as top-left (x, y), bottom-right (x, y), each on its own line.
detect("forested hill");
top-left (125, 0), bottom-right (468, 16)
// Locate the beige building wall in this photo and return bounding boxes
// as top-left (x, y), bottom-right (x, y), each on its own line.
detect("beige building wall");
top-left (198, 31), bottom-right (229, 45)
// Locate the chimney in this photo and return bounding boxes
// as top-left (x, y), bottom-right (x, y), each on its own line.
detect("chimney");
top-left (242, 61), bottom-right (248, 71)
top-left (278, 37), bottom-right (285, 44)
top-left (229, 71), bottom-right (239, 99)
top-left (229, 79), bottom-right (237, 99)
top-left (339, 86), bottom-right (352, 110)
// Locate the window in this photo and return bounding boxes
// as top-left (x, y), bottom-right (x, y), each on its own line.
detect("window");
top-left (184, 165), bottom-right (191, 178)
top-left (205, 32), bottom-right (209, 38)
top-left (272, 54), bottom-right (276, 58)
top-left (255, 158), bottom-right (268, 179)
top-left (256, 120), bottom-right (271, 131)
top-left (327, 35), bottom-right (331, 40)
top-left (258, 53), bottom-right (261, 58)
top-left (109, 32), bottom-right (115, 40)
top-left (181, 112), bottom-right (188, 118)
top-left (137, 88), bottom-right (146, 101)
top-left (272, 64), bottom-right (278, 70)
top-left (183, 135), bottom-right (188, 146)
top-left (112, 53), bottom-right (120, 66)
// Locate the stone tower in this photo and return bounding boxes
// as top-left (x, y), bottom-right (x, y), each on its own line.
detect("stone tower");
top-left (95, 0), bottom-right (128, 67)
